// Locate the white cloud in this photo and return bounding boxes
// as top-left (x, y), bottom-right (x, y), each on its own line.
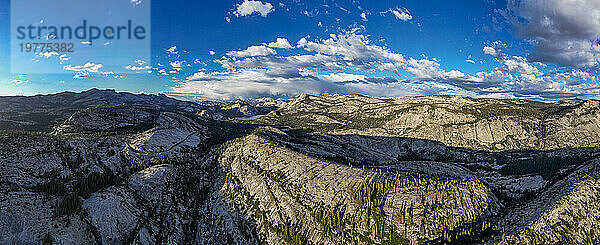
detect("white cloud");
top-left (167, 46), bottom-right (178, 54)
top-left (267, 38), bottom-right (293, 49)
top-left (503, 56), bottom-right (540, 75)
top-left (360, 12), bottom-right (368, 21)
top-left (170, 61), bottom-right (184, 68)
top-left (172, 33), bottom-right (465, 100)
top-left (483, 41), bottom-right (506, 59)
top-left (63, 62), bottom-right (103, 73)
top-left (125, 65), bottom-right (152, 71)
top-left (483, 46), bottom-right (498, 57)
top-left (390, 8), bottom-right (412, 21)
top-left (169, 61), bottom-right (186, 73)
top-left (209, 50), bottom-right (216, 55)
top-left (297, 37), bottom-right (308, 47)
top-left (404, 58), bottom-right (480, 83)
top-left (217, 33), bottom-right (407, 75)
top-left (466, 59), bottom-right (476, 64)
top-left (296, 33), bottom-right (405, 71)
top-left (10, 80), bottom-right (29, 85)
top-left (227, 45), bottom-right (277, 57)
top-left (36, 52), bottom-right (59, 58)
top-left (171, 69), bottom-right (448, 101)
top-left (59, 54), bottom-right (70, 64)
top-left (169, 32), bottom-right (599, 101)
top-left (234, 0), bottom-right (274, 17)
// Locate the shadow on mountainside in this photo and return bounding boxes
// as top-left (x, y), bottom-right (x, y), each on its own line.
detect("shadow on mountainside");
top-left (259, 127), bottom-right (598, 182)
top-left (247, 127), bottom-right (600, 243)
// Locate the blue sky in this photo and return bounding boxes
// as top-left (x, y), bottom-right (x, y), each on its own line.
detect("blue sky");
top-left (1, 0), bottom-right (599, 101)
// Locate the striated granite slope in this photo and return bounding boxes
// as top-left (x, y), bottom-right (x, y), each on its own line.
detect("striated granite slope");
top-left (0, 105), bottom-right (214, 244)
top-left (255, 94), bottom-right (600, 151)
top-left (494, 159), bottom-right (600, 244)
top-left (216, 127), bottom-right (500, 244)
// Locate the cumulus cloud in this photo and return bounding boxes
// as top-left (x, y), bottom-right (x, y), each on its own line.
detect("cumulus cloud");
top-left (297, 33), bottom-right (406, 66)
top-left (226, 45), bottom-right (277, 57)
top-left (170, 69), bottom-right (451, 101)
top-left (503, 56), bottom-right (540, 75)
top-left (172, 33), bottom-right (470, 100)
top-left (505, 70), bottom-right (600, 99)
top-left (483, 46), bottom-right (499, 57)
top-left (170, 32), bottom-right (599, 101)
top-left (404, 58), bottom-right (489, 89)
top-left (215, 34), bottom-right (406, 76)
top-left (505, 0), bottom-right (600, 67)
top-left (483, 41), bottom-right (507, 59)
top-left (234, 0), bottom-right (274, 17)
top-left (267, 38), bottom-right (293, 49)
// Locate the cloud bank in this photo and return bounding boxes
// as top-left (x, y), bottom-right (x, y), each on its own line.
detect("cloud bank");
top-left (505, 0), bottom-right (600, 68)
top-left (169, 31), bottom-right (599, 101)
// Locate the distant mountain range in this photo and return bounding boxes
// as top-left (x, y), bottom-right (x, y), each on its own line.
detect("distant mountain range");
top-left (0, 89), bottom-right (598, 244)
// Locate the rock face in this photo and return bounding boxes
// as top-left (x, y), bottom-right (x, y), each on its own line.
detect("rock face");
top-left (53, 105), bottom-right (158, 134)
top-left (1, 91), bottom-right (600, 244)
top-left (125, 112), bottom-right (209, 160)
top-left (216, 127), bottom-right (500, 244)
top-left (0, 103), bottom-right (214, 244)
top-left (496, 159), bottom-right (600, 244)
top-left (256, 94), bottom-right (600, 151)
